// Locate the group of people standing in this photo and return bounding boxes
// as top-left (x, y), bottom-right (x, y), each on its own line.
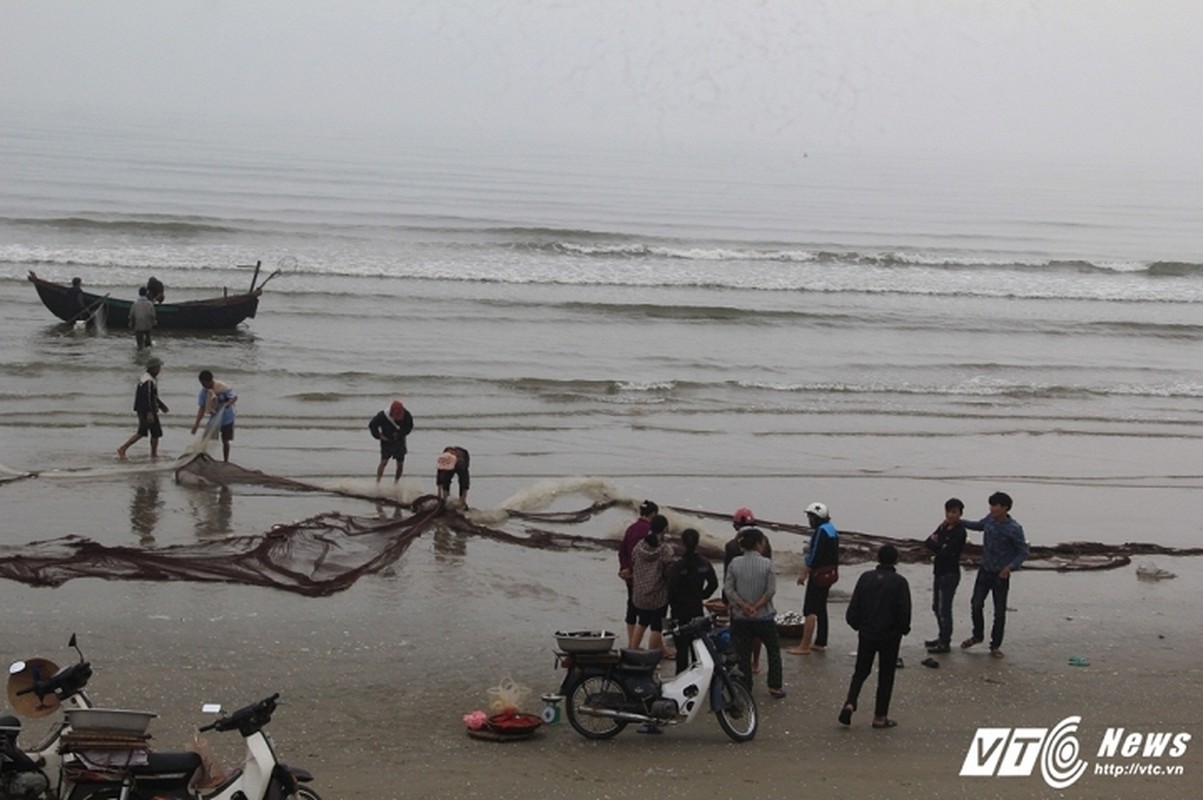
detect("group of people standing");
top-left (615, 491), bottom-right (1030, 730)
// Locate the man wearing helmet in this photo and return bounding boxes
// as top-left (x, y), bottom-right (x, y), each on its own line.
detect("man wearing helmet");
top-left (789, 501), bottom-right (840, 655)
top-left (723, 507), bottom-right (772, 674)
top-left (723, 507), bottom-right (772, 571)
top-left (724, 527), bottom-right (787, 699)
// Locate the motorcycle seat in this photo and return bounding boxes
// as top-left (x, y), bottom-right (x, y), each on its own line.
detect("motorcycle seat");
top-left (130, 750), bottom-right (203, 776)
top-left (618, 649), bottom-right (662, 670)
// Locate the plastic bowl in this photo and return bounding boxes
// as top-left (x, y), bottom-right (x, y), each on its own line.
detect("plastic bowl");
top-left (65, 708), bottom-right (156, 734)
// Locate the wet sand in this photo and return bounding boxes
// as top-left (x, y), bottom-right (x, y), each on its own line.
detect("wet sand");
top-left (2, 467), bottom-right (1201, 799)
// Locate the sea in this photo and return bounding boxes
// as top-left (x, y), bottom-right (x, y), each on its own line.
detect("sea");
top-left (2, 106), bottom-right (1203, 549)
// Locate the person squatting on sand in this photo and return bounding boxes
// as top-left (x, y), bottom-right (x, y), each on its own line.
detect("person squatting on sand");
top-left (116, 356), bottom-right (168, 459)
top-left (724, 526), bottom-right (786, 699)
top-left (435, 446), bottom-right (470, 506)
top-left (191, 370), bottom-right (237, 463)
top-left (630, 514), bottom-right (676, 659)
top-left (618, 500), bottom-right (659, 647)
top-left (961, 491), bottom-right (1029, 659)
top-left (369, 399), bottom-right (414, 482)
top-left (840, 543), bottom-right (912, 729)
top-left (791, 501), bottom-right (840, 655)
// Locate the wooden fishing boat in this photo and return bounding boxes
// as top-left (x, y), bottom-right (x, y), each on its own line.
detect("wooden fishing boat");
top-left (28, 263), bottom-right (278, 330)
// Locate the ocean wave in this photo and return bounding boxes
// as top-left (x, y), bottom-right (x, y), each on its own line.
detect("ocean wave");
top-left (0, 215), bottom-right (242, 236)
top-left (1147, 260), bottom-right (1203, 277)
top-left (734, 379), bottom-right (1203, 400)
top-left (503, 376), bottom-right (682, 396)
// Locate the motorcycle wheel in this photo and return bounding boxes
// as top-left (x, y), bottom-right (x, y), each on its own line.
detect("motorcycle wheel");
top-left (715, 680), bottom-right (758, 743)
top-left (292, 787), bottom-right (324, 800)
top-left (564, 675), bottom-right (631, 739)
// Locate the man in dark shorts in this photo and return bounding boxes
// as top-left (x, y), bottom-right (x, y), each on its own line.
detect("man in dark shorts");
top-left (117, 357), bottom-right (168, 459)
top-left (436, 446), bottom-right (470, 506)
top-left (190, 370), bottom-right (238, 462)
top-left (369, 400), bottom-right (414, 482)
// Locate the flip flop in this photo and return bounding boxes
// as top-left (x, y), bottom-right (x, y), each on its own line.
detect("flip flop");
top-left (921, 657), bottom-right (940, 669)
top-left (1068, 655), bottom-right (1090, 667)
top-left (872, 719), bottom-right (898, 729)
top-left (838, 705), bottom-right (853, 726)
top-left (769, 688), bottom-right (788, 699)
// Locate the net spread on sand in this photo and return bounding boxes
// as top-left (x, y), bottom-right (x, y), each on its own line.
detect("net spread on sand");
top-left (1, 456), bottom-right (1199, 596)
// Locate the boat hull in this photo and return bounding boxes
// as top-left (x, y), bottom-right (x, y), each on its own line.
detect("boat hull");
top-left (29, 272), bottom-right (260, 330)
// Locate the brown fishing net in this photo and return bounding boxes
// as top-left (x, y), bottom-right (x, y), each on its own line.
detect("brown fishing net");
top-left (0, 456), bottom-right (1199, 596)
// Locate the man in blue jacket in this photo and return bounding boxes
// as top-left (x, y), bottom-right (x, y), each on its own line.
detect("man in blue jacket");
top-left (961, 491), bottom-right (1029, 659)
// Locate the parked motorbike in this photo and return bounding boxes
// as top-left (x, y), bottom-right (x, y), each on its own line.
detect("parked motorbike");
top-left (554, 615), bottom-right (758, 742)
top-left (3, 635), bottom-right (95, 799)
top-left (1, 635), bottom-right (322, 800)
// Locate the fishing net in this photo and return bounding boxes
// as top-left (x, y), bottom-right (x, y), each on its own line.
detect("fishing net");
top-left (1, 456), bottom-right (1200, 596)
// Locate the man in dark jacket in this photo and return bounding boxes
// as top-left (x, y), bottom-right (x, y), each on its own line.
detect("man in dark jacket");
top-left (924, 497), bottom-right (967, 654)
top-left (839, 544), bottom-right (911, 729)
top-left (369, 400), bottom-right (414, 482)
top-left (116, 357), bottom-right (169, 459)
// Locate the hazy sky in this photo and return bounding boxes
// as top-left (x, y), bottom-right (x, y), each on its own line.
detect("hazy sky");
top-left (3, 1), bottom-right (1201, 164)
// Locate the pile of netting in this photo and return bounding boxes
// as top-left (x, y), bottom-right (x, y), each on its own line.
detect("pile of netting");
top-left (1, 456), bottom-right (1200, 596)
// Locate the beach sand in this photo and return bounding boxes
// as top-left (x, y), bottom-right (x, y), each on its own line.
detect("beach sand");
top-left (2, 465), bottom-right (1201, 800)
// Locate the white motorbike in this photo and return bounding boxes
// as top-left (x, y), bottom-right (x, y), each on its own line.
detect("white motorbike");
top-left (1, 635), bottom-right (321, 800)
top-left (554, 615), bottom-right (759, 742)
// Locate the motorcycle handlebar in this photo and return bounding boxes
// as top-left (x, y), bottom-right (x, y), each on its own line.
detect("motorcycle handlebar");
top-left (667, 614), bottom-right (714, 640)
top-left (15, 661), bottom-right (93, 701)
top-left (198, 693), bottom-right (280, 735)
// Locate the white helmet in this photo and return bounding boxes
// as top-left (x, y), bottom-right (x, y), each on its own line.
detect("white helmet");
top-left (805, 502), bottom-right (829, 520)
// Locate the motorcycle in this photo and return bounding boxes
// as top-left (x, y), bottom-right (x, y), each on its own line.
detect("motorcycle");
top-left (2, 635), bottom-right (94, 800)
top-left (1, 635), bottom-right (322, 800)
top-left (554, 615), bottom-right (758, 742)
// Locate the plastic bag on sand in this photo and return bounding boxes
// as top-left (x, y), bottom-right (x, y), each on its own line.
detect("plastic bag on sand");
top-left (186, 733), bottom-right (227, 789)
top-left (487, 677), bottom-right (531, 714)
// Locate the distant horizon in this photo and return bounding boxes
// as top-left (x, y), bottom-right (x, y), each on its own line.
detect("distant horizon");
top-left (4, 2), bottom-right (1203, 172)
top-left (7, 95), bottom-right (1201, 178)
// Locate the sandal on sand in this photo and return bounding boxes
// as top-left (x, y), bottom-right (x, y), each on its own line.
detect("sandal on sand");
top-left (786, 646), bottom-right (811, 655)
top-left (769, 688), bottom-right (788, 699)
top-left (872, 719), bottom-right (898, 729)
top-left (838, 705), bottom-right (854, 726)
top-left (961, 637), bottom-right (983, 649)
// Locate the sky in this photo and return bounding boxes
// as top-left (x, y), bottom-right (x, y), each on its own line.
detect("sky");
top-left (2, 0), bottom-right (1202, 165)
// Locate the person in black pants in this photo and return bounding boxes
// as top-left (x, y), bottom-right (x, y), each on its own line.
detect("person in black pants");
top-left (839, 544), bottom-right (912, 729)
top-left (667, 528), bottom-right (719, 673)
top-left (924, 498), bottom-right (967, 653)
